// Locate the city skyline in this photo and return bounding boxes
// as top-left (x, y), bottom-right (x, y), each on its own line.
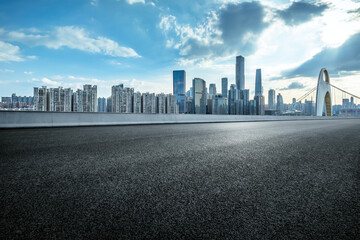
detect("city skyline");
top-left (0, 0), bottom-right (360, 103)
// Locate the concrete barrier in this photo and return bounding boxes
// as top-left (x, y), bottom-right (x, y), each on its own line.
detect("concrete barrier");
top-left (0, 111), bottom-right (358, 128)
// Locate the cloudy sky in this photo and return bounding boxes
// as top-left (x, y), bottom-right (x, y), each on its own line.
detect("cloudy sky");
top-left (0, 0), bottom-right (360, 103)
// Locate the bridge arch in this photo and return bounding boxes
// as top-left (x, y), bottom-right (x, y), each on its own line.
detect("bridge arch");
top-left (316, 68), bottom-right (332, 116)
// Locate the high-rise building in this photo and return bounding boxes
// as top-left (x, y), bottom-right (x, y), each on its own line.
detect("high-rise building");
top-left (73, 89), bottom-right (83, 112)
top-left (192, 78), bottom-right (207, 114)
top-left (221, 78), bottom-right (228, 97)
top-left (254, 95), bottom-right (265, 115)
top-left (212, 94), bottom-right (228, 115)
top-left (34, 86), bottom-right (48, 111)
top-left (228, 84), bottom-right (237, 115)
top-left (173, 70), bottom-right (186, 114)
top-left (157, 93), bottom-right (166, 114)
top-left (133, 92), bottom-right (142, 113)
top-left (166, 94), bottom-right (177, 114)
top-left (106, 97), bottom-right (112, 112)
top-left (49, 87), bottom-right (71, 112)
top-left (111, 84), bottom-right (133, 113)
top-left (268, 89), bottom-right (276, 110)
top-left (240, 89), bottom-right (250, 115)
top-left (209, 84), bottom-right (216, 99)
top-left (97, 97), bottom-right (106, 112)
top-left (236, 56), bottom-right (245, 90)
top-left (277, 93), bottom-right (284, 113)
top-left (142, 92), bottom-right (156, 113)
top-left (83, 84), bottom-right (97, 112)
top-left (255, 69), bottom-right (263, 96)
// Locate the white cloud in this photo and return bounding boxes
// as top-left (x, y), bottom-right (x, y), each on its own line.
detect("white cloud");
top-left (27, 55), bottom-right (38, 60)
top-left (42, 77), bottom-right (60, 86)
top-left (0, 69), bottom-right (14, 73)
top-left (0, 26), bottom-right (141, 58)
top-left (90, 0), bottom-right (98, 6)
top-left (24, 71), bottom-right (33, 75)
top-left (0, 41), bottom-right (24, 62)
top-left (126, 0), bottom-right (145, 4)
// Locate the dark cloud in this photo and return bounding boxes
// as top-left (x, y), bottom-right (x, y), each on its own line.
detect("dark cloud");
top-left (219, 1), bottom-right (269, 54)
top-left (180, 1), bottom-right (269, 59)
top-left (280, 82), bottom-right (305, 90)
top-left (277, 1), bottom-right (329, 26)
top-left (280, 33), bottom-right (360, 78)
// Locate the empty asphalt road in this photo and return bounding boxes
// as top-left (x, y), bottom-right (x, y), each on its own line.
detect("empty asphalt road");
top-left (1, 119), bottom-right (360, 239)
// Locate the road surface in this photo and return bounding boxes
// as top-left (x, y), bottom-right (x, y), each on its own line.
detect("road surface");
top-left (1, 119), bottom-right (359, 239)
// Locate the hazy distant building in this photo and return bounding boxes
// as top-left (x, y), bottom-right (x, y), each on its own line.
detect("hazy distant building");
top-left (277, 93), bottom-right (284, 113)
top-left (254, 95), bottom-right (265, 115)
top-left (34, 86), bottom-right (48, 111)
top-left (240, 89), bottom-right (250, 115)
top-left (106, 97), bottom-right (112, 112)
top-left (236, 56), bottom-right (245, 90)
top-left (97, 97), bottom-right (106, 112)
top-left (166, 94), bottom-right (177, 114)
top-left (173, 70), bottom-right (186, 114)
top-left (192, 78), bottom-right (207, 114)
top-left (268, 89), bottom-right (276, 109)
top-left (142, 92), bottom-right (156, 114)
top-left (221, 78), bottom-right (228, 98)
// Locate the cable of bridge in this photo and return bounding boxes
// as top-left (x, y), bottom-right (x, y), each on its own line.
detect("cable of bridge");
top-left (330, 84), bottom-right (360, 100)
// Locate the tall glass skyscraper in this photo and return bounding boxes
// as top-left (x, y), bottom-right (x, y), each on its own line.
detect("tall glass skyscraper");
top-left (255, 69), bottom-right (263, 96)
top-left (192, 78), bottom-right (206, 114)
top-left (236, 56), bottom-right (245, 90)
top-left (209, 84), bottom-right (216, 98)
top-left (221, 78), bottom-right (228, 97)
top-left (268, 89), bottom-right (276, 109)
top-left (173, 70), bottom-right (186, 114)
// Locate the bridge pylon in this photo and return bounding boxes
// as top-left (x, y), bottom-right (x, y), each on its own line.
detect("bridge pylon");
top-left (316, 68), bottom-right (332, 116)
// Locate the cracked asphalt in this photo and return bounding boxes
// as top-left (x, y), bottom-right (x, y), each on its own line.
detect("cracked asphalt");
top-left (1, 119), bottom-right (359, 239)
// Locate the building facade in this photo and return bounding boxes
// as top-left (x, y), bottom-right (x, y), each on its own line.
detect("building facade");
top-left (173, 70), bottom-right (186, 114)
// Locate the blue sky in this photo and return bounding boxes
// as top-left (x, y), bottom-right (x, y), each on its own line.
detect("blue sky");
top-left (1, 0), bottom-right (360, 103)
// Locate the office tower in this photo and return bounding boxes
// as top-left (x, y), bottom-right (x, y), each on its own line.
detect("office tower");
top-left (209, 84), bottom-right (216, 99)
top-left (192, 78), bottom-right (207, 114)
top-left (133, 92), bottom-right (142, 113)
top-left (221, 78), bottom-right (228, 97)
top-left (173, 70), bottom-right (186, 114)
top-left (228, 84), bottom-right (237, 115)
top-left (83, 84), bottom-right (97, 112)
top-left (350, 97), bottom-right (354, 108)
top-left (157, 93), bottom-right (166, 114)
top-left (111, 84), bottom-right (133, 113)
top-left (185, 97), bottom-right (193, 114)
top-left (212, 94), bottom-right (228, 115)
top-left (249, 100), bottom-right (256, 115)
top-left (277, 93), bottom-right (284, 113)
top-left (305, 99), bottom-right (314, 115)
top-left (34, 86), bottom-right (48, 111)
top-left (97, 97), bottom-right (106, 112)
top-left (255, 69), bottom-right (263, 96)
top-left (106, 97), bottom-right (112, 112)
top-left (240, 89), bottom-right (250, 115)
top-left (268, 89), bottom-right (276, 109)
top-left (186, 88), bottom-right (193, 98)
top-left (254, 95), bottom-right (265, 115)
top-left (73, 89), bottom-right (83, 112)
top-left (236, 56), bottom-right (245, 90)
top-left (142, 92), bottom-right (156, 113)
top-left (166, 94), bottom-right (177, 114)
top-left (292, 98), bottom-right (296, 104)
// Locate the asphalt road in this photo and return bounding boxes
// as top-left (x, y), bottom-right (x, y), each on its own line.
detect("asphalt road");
top-left (1, 119), bottom-right (359, 239)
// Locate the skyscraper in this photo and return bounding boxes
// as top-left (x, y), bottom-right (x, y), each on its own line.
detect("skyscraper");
top-left (228, 84), bottom-right (237, 115)
top-left (173, 70), bottom-right (186, 114)
top-left (33, 86), bottom-right (48, 111)
top-left (49, 87), bottom-right (72, 112)
top-left (111, 84), bottom-right (133, 113)
top-left (83, 84), bottom-right (97, 112)
top-left (142, 92), bottom-right (156, 114)
top-left (192, 78), bottom-right (206, 114)
top-left (255, 69), bottom-right (263, 96)
top-left (268, 89), bottom-right (276, 109)
top-left (209, 84), bottom-right (216, 99)
top-left (277, 93), bottom-right (284, 113)
top-left (236, 56), bottom-right (245, 90)
top-left (166, 94), bottom-right (177, 114)
top-left (97, 97), bottom-right (106, 112)
top-left (221, 78), bottom-right (228, 97)
top-left (157, 93), bottom-right (166, 114)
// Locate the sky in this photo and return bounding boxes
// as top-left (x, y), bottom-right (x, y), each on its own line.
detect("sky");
top-left (0, 0), bottom-right (360, 103)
